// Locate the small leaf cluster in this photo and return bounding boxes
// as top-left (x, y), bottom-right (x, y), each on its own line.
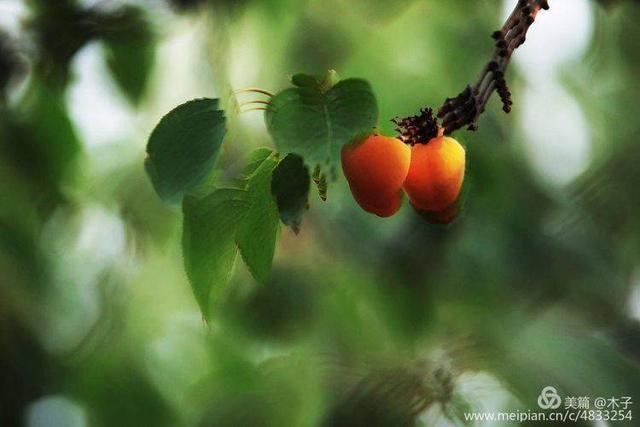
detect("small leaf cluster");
top-left (145, 71), bottom-right (378, 319)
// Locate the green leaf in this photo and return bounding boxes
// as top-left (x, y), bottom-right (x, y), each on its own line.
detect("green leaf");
top-left (290, 70), bottom-right (338, 92)
top-left (271, 154), bottom-right (310, 233)
top-left (145, 98), bottom-right (226, 203)
top-left (10, 79), bottom-right (81, 203)
top-left (181, 149), bottom-right (284, 317)
top-left (104, 40), bottom-right (155, 105)
top-left (236, 152), bottom-right (281, 283)
top-left (182, 188), bottom-right (249, 320)
top-left (242, 147), bottom-right (275, 177)
top-left (99, 6), bottom-right (155, 105)
top-left (265, 77), bottom-right (378, 166)
top-left (290, 73), bottom-right (319, 88)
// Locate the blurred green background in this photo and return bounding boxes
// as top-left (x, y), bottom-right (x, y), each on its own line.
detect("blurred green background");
top-left (1, 0), bottom-right (640, 426)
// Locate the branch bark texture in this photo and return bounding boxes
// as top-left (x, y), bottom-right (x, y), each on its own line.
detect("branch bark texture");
top-left (394, 0), bottom-right (550, 143)
top-left (438, 0), bottom-right (550, 135)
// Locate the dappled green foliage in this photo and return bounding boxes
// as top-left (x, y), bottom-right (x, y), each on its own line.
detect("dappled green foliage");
top-left (2, 0), bottom-right (640, 426)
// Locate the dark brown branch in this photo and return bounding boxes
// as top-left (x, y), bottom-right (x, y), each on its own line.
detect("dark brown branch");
top-left (394, 0), bottom-right (549, 143)
top-left (438, 0), bottom-right (549, 135)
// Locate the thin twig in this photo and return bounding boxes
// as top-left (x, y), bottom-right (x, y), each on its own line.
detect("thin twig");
top-left (238, 99), bottom-right (271, 107)
top-left (233, 87), bottom-right (274, 97)
top-left (241, 107), bottom-right (269, 113)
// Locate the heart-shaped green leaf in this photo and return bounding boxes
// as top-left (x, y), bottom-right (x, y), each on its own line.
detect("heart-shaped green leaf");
top-left (145, 98), bottom-right (225, 203)
top-left (236, 151), bottom-right (281, 284)
top-left (100, 6), bottom-right (155, 105)
top-left (182, 188), bottom-right (250, 320)
top-left (265, 78), bottom-right (378, 166)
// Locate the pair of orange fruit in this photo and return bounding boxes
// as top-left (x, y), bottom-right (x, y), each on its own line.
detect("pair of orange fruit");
top-left (341, 132), bottom-right (465, 220)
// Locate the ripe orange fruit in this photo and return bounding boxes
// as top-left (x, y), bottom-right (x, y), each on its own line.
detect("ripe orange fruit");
top-left (403, 136), bottom-right (465, 212)
top-left (341, 134), bottom-right (411, 217)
